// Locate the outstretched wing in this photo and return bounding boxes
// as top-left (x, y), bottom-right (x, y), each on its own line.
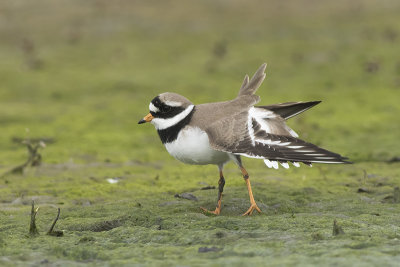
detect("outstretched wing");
top-left (258, 101), bottom-right (321, 120)
top-left (206, 107), bottom-right (349, 169)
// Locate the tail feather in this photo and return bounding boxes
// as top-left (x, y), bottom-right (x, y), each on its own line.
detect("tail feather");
top-left (237, 63), bottom-right (267, 97)
top-left (258, 101), bottom-right (321, 120)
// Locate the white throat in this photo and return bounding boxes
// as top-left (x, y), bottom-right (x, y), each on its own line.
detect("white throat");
top-left (151, 105), bottom-right (195, 130)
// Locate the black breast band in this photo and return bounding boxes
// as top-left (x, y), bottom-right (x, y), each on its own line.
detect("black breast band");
top-left (157, 107), bottom-right (196, 144)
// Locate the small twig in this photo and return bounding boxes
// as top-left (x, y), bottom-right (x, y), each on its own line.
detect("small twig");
top-left (29, 201), bottom-right (39, 236)
top-left (393, 187), bottom-right (400, 203)
top-left (48, 208), bottom-right (60, 233)
top-left (332, 219), bottom-right (345, 236)
top-left (1, 140), bottom-right (46, 177)
top-left (47, 208), bottom-right (63, 236)
top-left (363, 169), bottom-right (367, 185)
top-left (200, 186), bottom-right (216, 190)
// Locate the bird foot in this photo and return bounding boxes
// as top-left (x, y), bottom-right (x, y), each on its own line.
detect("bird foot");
top-left (200, 206), bottom-right (220, 215)
top-left (242, 203), bottom-right (261, 216)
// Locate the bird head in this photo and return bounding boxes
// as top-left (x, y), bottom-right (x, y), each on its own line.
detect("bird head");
top-left (138, 92), bottom-right (194, 130)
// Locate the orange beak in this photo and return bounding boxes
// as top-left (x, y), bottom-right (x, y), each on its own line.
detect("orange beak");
top-left (138, 113), bottom-right (154, 124)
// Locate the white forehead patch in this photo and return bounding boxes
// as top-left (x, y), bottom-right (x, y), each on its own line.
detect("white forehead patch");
top-left (149, 102), bottom-right (159, 113)
top-left (164, 100), bottom-right (182, 107)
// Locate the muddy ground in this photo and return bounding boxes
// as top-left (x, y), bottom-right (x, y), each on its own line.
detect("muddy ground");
top-left (1, 0), bottom-right (400, 266)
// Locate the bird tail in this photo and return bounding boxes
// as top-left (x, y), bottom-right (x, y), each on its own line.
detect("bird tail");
top-left (237, 63), bottom-right (267, 97)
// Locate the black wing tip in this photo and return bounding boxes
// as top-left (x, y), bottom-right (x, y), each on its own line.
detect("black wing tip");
top-left (315, 157), bottom-right (353, 164)
top-left (307, 100), bottom-right (322, 107)
top-left (300, 160), bottom-right (352, 165)
top-left (340, 156), bottom-right (353, 164)
top-left (258, 100), bottom-right (323, 120)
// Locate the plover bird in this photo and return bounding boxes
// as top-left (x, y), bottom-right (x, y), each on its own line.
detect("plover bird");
top-left (138, 63), bottom-right (349, 215)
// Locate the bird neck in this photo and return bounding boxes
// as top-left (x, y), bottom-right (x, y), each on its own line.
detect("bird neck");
top-left (157, 106), bottom-right (196, 144)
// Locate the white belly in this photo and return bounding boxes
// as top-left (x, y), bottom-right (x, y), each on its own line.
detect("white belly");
top-left (164, 127), bottom-right (230, 165)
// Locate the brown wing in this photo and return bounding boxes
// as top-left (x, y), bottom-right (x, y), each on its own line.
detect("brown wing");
top-left (206, 108), bottom-right (349, 169)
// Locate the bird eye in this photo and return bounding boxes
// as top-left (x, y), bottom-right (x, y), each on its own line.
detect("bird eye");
top-left (163, 106), bottom-right (172, 113)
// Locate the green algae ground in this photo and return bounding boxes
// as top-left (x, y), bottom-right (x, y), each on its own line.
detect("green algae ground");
top-left (1, 0), bottom-right (400, 266)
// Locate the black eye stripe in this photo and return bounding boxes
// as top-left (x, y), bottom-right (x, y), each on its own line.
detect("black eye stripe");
top-left (151, 96), bottom-right (166, 111)
top-left (150, 96), bottom-right (184, 119)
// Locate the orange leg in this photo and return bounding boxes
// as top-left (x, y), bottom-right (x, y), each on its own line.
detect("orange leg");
top-left (240, 167), bottom-right (261, 216)
top-left (201, 170), bottom-right (225, 215)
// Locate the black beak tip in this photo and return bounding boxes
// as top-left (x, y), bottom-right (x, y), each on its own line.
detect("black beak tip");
top-left (138, 119), bottom-right (146, 124)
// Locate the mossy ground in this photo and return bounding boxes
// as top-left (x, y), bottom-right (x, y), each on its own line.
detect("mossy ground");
top-left (1, 0), bottom-right (400, 266)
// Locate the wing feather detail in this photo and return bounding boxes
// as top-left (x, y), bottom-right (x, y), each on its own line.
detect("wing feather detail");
top-left (206, 108), bottom-right (349, 169)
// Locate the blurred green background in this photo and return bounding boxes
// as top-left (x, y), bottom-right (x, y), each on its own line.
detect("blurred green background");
top-left (1, 0), bottom-right (400, 266)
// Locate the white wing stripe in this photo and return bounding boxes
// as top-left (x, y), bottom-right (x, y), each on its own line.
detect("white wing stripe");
top-left (280, 162), bottom-right (289, 169)
top-left (288, 145), bottom-right (303, 149)
top-left (255, 139), bottom-right (292, 147)
top-left (278, 142), bottom-right (291, 146)
top-left (271, 161), bottom-right (279, 169)
top-left (247, 112), bottom-right (256, 146)
top-left (264, 159), bottom-right (273, 168)
top-left (248, 107), bottom-right (277, 135)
